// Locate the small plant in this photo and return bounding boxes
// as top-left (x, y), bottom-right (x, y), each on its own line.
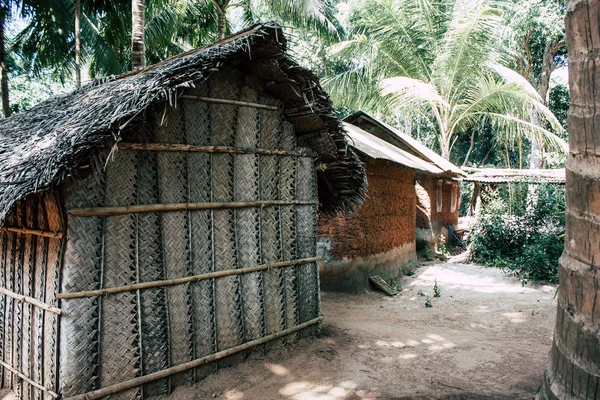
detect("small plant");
top-left (422, 245), bottom-right (435, 261)
top-left (402, 260), bottom-right (417, 276)
top-left (436, 237), bottom-right (449, 260)
top-left (425, 297), bottom-right (433, 308)
top-left (418, 290), bottom-right (426, 297)
top-left (433, 280), bottom-right (441, 297)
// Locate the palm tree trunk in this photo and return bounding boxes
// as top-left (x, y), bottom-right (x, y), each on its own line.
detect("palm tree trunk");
top-left (131, 0), bottom-right (145, 70)
top-left (75, 0), bottom-right (81, 88)
top-left (0, 1), bottom-right (10, 118)
top-left (530, 40), bottom-right (555, 169)
top-left (536, 1), bottom-right (600, 398)
top-left (216, 0), bottom-right (228, 40)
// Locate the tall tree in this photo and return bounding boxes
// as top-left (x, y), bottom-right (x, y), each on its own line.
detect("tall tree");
top-left (0, 0), bottom-right (10, 117)
top-left (131, 0), bottom-right (145, 69)
top-left (324, 0), bottom-right (566, 160)
top-left (506, 0), bottom-right (567, 168)
top-left (536, 0), bottom-right (600, 398)
top-left (75, 0), bottom-right (81, 87)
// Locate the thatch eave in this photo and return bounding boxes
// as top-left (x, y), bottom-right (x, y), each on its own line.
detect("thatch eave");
top-left (0, 22), bottom-right (366, 225)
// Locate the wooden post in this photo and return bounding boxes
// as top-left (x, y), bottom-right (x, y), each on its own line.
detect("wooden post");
top-left (0, 287), bottom-right (61, 315)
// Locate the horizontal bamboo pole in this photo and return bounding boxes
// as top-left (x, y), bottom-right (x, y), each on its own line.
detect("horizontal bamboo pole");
top-left (68, 200), bottom-right (317, 218)
top-left (0, 287), bottom-right (61, 315)
top-left (180, 94), bottom-right (279, 110)
top-left (1, 226), bottom-right (64, 239)
top-left (0, 360), bottom-right (59, 398)
top-left (63, 316), bottom-right (322, 400)
top-left (58, 257), bottom-right (318, 300)
top-left (116, 142), bottom-right (309, 157)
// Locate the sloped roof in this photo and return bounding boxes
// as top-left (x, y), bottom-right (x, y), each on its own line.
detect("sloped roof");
top-left (343, 123), bottom-right (443, 174)
top-left (462, 168), bottom-right (565, 184)
top-left (0, 22), bottom-right (367, 223)
top-left (344, 112), bottom-right (465, 176)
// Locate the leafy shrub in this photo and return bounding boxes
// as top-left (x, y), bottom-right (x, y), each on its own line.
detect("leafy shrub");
top-left (469, 185), bottom-right (564, 283)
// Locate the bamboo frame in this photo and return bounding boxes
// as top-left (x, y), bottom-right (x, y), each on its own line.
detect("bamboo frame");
top-left (0, 360), bottom-right (60, 398)
top-left (57, 257), bottom-right (318, 300)
top-left (116, 142), bottom-right (310, 157)
top-left (180, 95), bottom-right (279, 111)
top-left (68, 200), bottom-right (318, 218)
top-left (1, 226), bottom-right (64, 239)
top-left (0, 287), bottom-right (61, 315)
top-left (62, 317), bottom-right (322, 400)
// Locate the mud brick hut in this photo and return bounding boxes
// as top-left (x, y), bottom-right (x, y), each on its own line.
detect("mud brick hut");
top-left (318, 122), bottom-right (444, 292)
top-left (0, 23), bottom-right (365, 400)
top-left (344, 112), bottom-right (464, 249)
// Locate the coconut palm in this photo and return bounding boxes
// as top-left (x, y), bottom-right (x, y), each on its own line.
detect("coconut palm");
top-left (0, 0), bottom-right (10, 117)
top-left (324, 0), bottom-right (566, 160)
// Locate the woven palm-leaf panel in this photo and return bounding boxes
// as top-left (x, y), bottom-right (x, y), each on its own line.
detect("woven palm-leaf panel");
top-left (60, 153), bottom-right (107, 397)
top-left (279, 154), bottom-right (297, 343)
top-left (295, 157), bottom-right (319, 337)
top-left (211, 75), bottom-right (243, 362)
top-left (41, 194), bottom-right (62, 399)
top-left (235, 87), bottom-right (264, 346)
top-left (100, 149), bottom-right (140, 400)
top-left (183, 90), bottom-right (216, 381)
top-left (280, 121), bottom-right (296, 151)
top-left (136, 149), bottom-right (170, 396)
top-left (31, 198), bottom-right (48, 400)
top-left (0, 230), bottom-right (4, 389)
top-left (13, 204), bottom-right (25, 399)
top-left (209, 71), bottom-right (241, 147)
top-left (212, 153), bottom-right (242, 359)
top-left (156, 108), bottom-right (194, 386)
top-left (20, 199), bottom-right (35, 400)
top-left (2, 224), bottom-right (15, 390)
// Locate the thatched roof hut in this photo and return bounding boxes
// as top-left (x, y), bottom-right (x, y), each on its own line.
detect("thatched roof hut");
top-left (0, 22), bottom-right (365, 400)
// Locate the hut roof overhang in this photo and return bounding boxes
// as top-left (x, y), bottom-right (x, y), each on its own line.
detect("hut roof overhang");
top-left (462, 168), bottom-right (566, 184)
top-left (343, 122), bottom-right (443, 174)
top-left (344, 112), bottom-right (465, 176)
top-left (0, 22), bottom-right (366, 224)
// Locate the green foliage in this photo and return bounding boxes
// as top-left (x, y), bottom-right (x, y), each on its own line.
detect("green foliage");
top-left (402, 260), bottom-right (417, 276)
top-left (469, 185), bottom-right (564, 283)
top-left (323, 0), bottom-right (566, 159)
top-left (436, 237), bottom-right (449, 260)
top-left (433, 280), bottom-right (441, 298)
top-left (425, 296), bottom-right (433, 308)
top-left (549, 83), bottom-right (569, 134)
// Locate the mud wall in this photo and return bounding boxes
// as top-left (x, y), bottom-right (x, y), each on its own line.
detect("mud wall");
top-left (416, 175), bottom-right (459, 247)
top-left (318, 158), bottom-right (416, 291)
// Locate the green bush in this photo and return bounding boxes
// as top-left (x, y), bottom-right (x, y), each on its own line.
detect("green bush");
top-left (469, 185), bottom-right (564, 283)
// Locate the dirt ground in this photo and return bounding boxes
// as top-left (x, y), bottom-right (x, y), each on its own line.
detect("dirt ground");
top-left (0, 259), bottom-right (557, 400)
top-left (161, 259), bottom-right (558, 400)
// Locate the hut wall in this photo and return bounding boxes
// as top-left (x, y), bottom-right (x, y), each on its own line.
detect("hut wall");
top-left (56, 73), bottom-right (319, 399)
top-left (317, 159), bottom-right (416, 292)
top-left (0, 193), bottom-right (64, 399)
top-left (416, 175), bottom-right (459, 248)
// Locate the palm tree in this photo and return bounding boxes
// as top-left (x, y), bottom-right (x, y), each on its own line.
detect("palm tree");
top-left (536, 0), bottom-right (600, 398)
top-left (324, 0), bottom-right (566, 160)
top-left (0, 0), bottom-right (10, 117)
top-left (131, 0), bottom-right (145, 69)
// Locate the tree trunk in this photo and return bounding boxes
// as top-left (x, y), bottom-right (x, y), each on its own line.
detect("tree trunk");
top-left (131, 0), bottom-right (145, 70)
top-left (0, 1), bottom-right (10, 118)
top-left (536, 1), bottom-right (600, 398)
top-left (218, 8), bottom-right (226, 40)
top-left (75, 0), bottom-right (81, 88)
top-left (530, 40), bottom-right (555, 169)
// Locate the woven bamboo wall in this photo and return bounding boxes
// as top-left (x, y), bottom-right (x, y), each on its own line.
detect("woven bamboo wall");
top-left (0, 193), bottom-right (64, 400)
top-left (57, 73), bottom-right (319, 399)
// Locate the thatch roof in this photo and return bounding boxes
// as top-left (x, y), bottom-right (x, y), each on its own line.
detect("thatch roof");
top-left (344, 112), bottom-right (465, 176)
top-left (0, 22), bottom-right (366, 224)
top-left (462, 168), bottom-right (566, 184)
